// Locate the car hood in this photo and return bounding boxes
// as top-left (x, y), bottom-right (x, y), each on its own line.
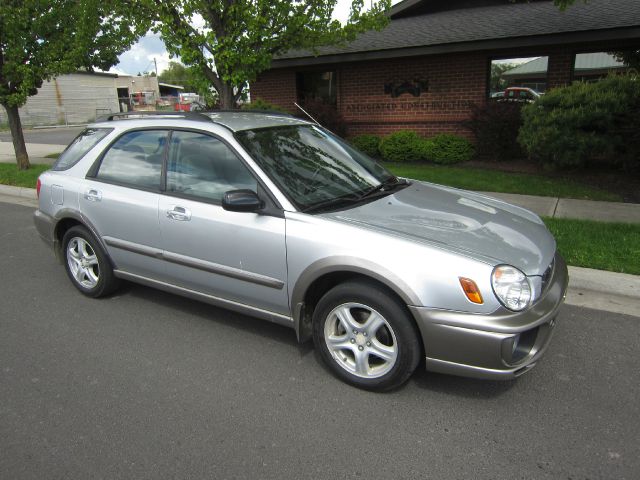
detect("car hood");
top-left (321, 181), bottom-right (556, 275)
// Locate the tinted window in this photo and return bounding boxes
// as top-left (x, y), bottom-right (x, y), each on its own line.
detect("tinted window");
top-left (52, 128), bottom-right (112, 171)
top-left (96, 130), bottom-right (166, 189)
top-left (166, 131), bottom-right (257, 202)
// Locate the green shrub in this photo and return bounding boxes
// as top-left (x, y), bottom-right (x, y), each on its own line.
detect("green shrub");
top-left (518, 74), bottom-right (640, 170)
top-left (465, 101), bottom-right (524, 161)
top-left (421, 134), bottom-right (475, 165)
top-left (350, 134), bottom-right (381, 158)
top-left (241, 97), bottom-right (288, 113)
top-left (379, 130), bottom-right (425, 162)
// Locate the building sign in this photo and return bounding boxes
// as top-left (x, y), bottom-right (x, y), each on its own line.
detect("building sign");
top-left (384, 78), bottom-right (428, 97)
top-left (344, 100), bottom-right (473, 114)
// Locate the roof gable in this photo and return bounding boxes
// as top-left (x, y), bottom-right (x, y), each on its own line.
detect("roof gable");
top-left (274, 0), bottom-right (640, 66)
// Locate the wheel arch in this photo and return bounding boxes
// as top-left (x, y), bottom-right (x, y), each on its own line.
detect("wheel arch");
top-left (291, 257), bottom-right (422, 344)
top-left (52, 210), bottom-right (113, 267)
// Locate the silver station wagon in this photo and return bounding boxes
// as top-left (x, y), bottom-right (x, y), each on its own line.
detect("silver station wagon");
top-left (34, 111), bottom-right (568, 391)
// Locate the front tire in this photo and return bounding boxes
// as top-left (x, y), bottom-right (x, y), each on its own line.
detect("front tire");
top-left (312, 281), bottom-right (421, 391)
top-left (62, 226), bottom-right (119, 298)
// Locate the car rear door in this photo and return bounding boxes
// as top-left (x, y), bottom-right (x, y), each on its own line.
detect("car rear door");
top-left (81, 129), bottom-right (167, 279)
top-left (157, 130), bottom-right (289, 317)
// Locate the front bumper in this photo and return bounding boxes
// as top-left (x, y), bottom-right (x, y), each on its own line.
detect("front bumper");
top-left (409, 253), bottom-right (569, 380)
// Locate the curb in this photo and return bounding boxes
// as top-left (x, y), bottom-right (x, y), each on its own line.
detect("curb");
top-left (565, 266), bottom-right (640, 317)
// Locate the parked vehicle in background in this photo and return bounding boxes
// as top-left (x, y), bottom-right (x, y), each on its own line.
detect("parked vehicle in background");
top-left (174, 93), bottom-right (203, 111)
top-left (33, 111), bottom-right (567, 391)
top-left (501, 87), bottom-right (542, 102)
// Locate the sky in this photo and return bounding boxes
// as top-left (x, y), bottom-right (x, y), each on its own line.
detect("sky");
top-left (110, 0), bottom-right (395, 76)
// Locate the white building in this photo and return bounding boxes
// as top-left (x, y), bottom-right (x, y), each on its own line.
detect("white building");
top-left (0, 72), bottom-right (164, 127)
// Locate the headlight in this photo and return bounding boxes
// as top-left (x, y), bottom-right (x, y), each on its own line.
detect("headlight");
top-left (491, 265), bottom-right (532, 311)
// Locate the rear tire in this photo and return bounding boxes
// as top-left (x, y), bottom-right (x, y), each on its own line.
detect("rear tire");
top-left (312, 280), bottom-right (421, 391)
top-left (62, 225), bottom-right (119, 298)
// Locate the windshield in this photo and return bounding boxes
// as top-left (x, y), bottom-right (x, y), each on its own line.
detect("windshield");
top-left (236, 125), bottom-right (396, 212)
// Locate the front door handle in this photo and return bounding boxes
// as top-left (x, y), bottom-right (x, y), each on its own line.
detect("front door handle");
top-left (84, 189), bottom-right (102, 202)
top-left (166, 205), bottom-right (191, 221)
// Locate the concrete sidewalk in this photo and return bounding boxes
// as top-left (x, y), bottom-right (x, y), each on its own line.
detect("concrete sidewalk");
top-left (477, 191), bottom-right (640, 224)
top-left (0, 141), bottom-right (62, 165)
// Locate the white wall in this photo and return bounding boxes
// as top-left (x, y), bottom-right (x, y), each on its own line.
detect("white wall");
top-left (0, 73), bottom-right (119, 126)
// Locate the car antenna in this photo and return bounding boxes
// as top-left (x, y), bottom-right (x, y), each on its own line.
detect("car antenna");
top-left (294, 102), bottom-right (322, 126)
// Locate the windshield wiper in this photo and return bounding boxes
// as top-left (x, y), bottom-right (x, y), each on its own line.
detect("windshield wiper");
top-left (302, 178), bottom-right (410, 214)
top-left (301, 194), bottom-right (360, 214)
top-left (357, 176), bottom-right (410, 200)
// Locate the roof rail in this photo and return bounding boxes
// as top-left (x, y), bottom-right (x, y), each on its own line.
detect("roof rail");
top-left (96, 111), bottom-right (213, 123)
top-left (210, 109), bottom-right (295, 117)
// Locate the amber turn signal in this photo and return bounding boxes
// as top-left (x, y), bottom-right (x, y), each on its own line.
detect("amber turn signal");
top-left (459, 277), bottom-right (483, 304)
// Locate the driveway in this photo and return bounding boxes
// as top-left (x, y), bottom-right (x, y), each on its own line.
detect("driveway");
top-left (1, 201), bottom-right (639, 480)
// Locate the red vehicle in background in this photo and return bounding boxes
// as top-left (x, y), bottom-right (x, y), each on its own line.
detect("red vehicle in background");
top-left (174, 93), bottom-right (204, 111)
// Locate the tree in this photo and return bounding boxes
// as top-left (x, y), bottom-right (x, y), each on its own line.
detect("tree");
top-left (0, 1), bottom-right (147, 169)
top-left (489, 62), bottom-right (517, 93)
top-left (158, 61), bottom-right (202, 93)
top-left (553, 0), bottom-right (580, 10)
top-left (147, 0), bottom-right (391, 109)
top-left (612, 49), bottom-right (640, 71)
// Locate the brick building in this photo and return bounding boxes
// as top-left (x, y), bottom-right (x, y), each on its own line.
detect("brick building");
top-left (250, 0), bottom-right (640, 138)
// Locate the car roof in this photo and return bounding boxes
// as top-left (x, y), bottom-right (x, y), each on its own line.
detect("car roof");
top-left (92, 110), bottom-right (312, 133)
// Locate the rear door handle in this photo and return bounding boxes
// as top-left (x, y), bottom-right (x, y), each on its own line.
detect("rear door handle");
top-left (84, 189), bottom-right (102, 202)
top-left (166, 205), bottom-right (191, 221)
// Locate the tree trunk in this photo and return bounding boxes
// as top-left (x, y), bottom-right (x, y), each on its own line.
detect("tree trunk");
top-left (219, 83), bottom-right (236, 109)
top-left (3, 103), bottom-right (30, 170)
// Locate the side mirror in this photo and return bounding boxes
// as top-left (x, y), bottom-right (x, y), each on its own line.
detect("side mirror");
top-left (222, 189), bottom-right (264, 213)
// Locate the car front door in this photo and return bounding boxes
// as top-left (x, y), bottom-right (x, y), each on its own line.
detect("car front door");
top-left (158, 130), bottom-right (289, 317)
top-left (81, 129), bottom-right (167, 279)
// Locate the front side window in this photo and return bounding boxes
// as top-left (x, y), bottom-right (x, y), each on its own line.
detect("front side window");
top-left (166, 131), bottom-right (257, 202)
top-left (236, 125), bottom-right (395, 212)
top-left (52, 128), bottom-right (112, 171)
top-left (95, 130), bottom-right (166, 189)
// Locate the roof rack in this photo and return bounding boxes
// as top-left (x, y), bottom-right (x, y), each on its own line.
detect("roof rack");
top-left (96, 111), bottom-right (213, 123)
top-left (210, 109), bottom-right (295, 117)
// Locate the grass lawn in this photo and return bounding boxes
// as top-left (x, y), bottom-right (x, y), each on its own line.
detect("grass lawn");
top-left (0, 163), bottom-right (49, 188)
top-left (544, 218), bottom-right (640, 275)
top-left (45, 152), bottom-right (61, 159)
top-left (385, 163), bottom-right (622, 202)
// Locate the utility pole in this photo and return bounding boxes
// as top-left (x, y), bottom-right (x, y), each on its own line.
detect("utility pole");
top-left (154, 58), bottom-right (158, 76)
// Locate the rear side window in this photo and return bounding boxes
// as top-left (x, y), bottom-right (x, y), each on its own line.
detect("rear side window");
top-left (52, 128), bottom-right (112, 171)
top-left (95, 130), bottom-right (167, 190)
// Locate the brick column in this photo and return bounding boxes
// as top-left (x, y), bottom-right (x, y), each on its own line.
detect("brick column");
top-left (547, 52), bottom-right (575, 90)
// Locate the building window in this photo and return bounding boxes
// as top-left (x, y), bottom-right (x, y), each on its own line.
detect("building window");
top-left (296, 71), bottom-right (337, 105)
top-left (489, 56), bottom-right (549, 98)
top-left (573, 52), bottom-right (628, 83)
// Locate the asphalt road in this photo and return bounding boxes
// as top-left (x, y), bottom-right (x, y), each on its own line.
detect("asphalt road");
top-left (1, 201), bottom-right (639, 480)
top-left (0, 127), bottom-right (83, 145)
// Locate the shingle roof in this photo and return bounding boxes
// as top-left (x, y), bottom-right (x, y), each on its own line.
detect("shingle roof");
top-left (275, 0), bottom-right (640, 63)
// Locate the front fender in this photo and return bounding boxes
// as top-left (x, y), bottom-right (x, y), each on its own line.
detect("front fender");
top-left (290, 256), bottom-right (422, 342)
